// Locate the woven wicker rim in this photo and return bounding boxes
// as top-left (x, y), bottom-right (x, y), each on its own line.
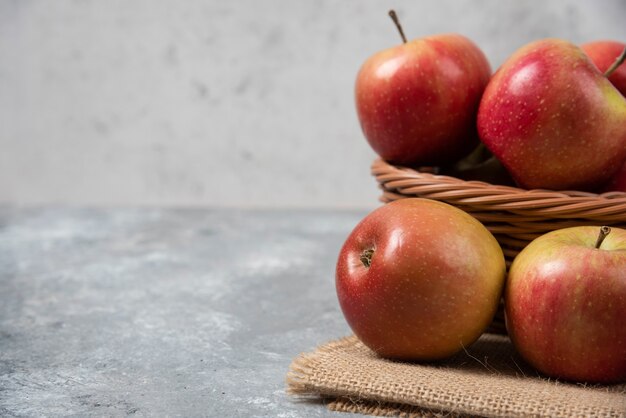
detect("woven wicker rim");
top-left (373, 158), bottom-right (626, 222)
top-left (373, 157), bottom-right (626, 256)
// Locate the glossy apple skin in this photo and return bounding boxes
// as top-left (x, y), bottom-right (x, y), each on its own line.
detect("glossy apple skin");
top-left (356, 34), bottom-right (491, 166)
top-left (335, 198), bottom-right (506, 360)
top-left (506, 227), bottom-right (626, 383)
top-left (582, 40), bottom-right (626, 97)
top-left (585, 41), bottom-right (626, 193)
top-left (478, 39), bottom-right (626, 191)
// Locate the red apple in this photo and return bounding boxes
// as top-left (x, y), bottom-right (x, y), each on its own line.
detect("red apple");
top-left (601, 160), bottom-right (626, 193)
top-left (585, 42), bottom-right (626, 193)
top-left (355, 11), bottom-right (491, 166)
top-left (335, 198), bottom-right (506, 360)
top-left (477, 39), bottom-right (626, 191)
top-left (582, 40), bottom-right (626, 96)
top-left (505, 226), bottom-right (626, 383)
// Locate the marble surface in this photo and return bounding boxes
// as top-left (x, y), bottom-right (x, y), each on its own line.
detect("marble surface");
top-left (2, 1), bottom-right (626, 208)
top-left (0, 207), bottom-right (368, 417)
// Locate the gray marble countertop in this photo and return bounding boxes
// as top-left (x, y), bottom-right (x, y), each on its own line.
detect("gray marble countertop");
top-left (0, 207), bottom-right (368, 417)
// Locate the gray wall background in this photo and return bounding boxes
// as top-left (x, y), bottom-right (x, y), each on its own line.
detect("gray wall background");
top-left (1, 1), bottom-right (625, 208)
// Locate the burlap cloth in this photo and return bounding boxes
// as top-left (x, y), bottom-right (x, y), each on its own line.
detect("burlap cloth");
top-left (286, 334), bottom-right (626, 417)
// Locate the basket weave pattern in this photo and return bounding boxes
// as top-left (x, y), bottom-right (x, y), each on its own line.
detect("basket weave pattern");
top-left (373, 158), bottom-right (626, 266)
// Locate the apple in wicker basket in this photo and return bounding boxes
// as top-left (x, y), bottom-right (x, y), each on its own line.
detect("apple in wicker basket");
top-left (583, 41), bottom-right (626, 193)
top-left (601, 160), bottom-right (626, 193)
top-left (335, 198), bottom-right (506, 360)
top-left (477, 39), bottom-right (626, 191)
top-left (581, 40), bottom-right (626, 96)
top-left (505, 226), bottom-right (626, 383)
top-left (355, 11), bottom-right (491, 167)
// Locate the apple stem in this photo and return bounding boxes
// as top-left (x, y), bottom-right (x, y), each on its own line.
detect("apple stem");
top-left (360, 248), bottom-right (374, 268)
top-left (388, 10), bottom-right (407, 44)
top-left (604, 47), bottom-right (626, 78)
top-left (595, 226), bottom-right (611, 249)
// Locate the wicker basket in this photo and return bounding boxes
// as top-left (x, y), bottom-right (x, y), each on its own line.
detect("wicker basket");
top-left (372, 158), bottom-right (626, 333)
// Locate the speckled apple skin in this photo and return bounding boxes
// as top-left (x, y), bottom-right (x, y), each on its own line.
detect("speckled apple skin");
top-left (582, 40), bottom-right (626, 97)
top-left (506, 226), bottom-right (626, 383)
top-left (477, 39), bottom-right (626, 191)
top-left (335, 198), bottom-right (506, 360)
top-left (355, 34), bottom-right (491, 166)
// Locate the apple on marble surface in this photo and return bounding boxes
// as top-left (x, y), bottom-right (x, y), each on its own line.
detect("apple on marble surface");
top-left (335, 198), bottom-right (506, 360)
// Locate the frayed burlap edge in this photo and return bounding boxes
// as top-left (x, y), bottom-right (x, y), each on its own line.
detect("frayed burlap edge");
top-left (286, 335), bottom-right (626, 418)
top-left (287, 337), bottom-right (474, 417)
top-left (327, 397), bottom-right (457, 418)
